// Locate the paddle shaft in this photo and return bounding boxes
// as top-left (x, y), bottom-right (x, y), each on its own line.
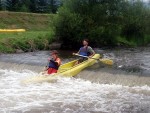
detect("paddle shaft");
top-left (74, 54), bottom-right (99, 60)
top-left (74, 53), bottom-right (113, 65)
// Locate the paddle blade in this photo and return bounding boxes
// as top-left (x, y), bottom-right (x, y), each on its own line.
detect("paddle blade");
top-left (99, 59), bottom-right (113, 65)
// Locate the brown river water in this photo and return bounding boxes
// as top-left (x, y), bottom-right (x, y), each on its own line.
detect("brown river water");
top-left (0, 48), bottom-right (150, 113)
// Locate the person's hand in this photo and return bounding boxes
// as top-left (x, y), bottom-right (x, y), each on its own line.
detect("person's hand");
top-left (72, 53), bottom-right (76, 55)
top-left (44, 66), bottom-right (48, 71)
top-left (88, 56), bottom-right (91, 58)
top-left (87, 56), bottom-right (90, 60)
top-left (88, 56), bottom-right (92, 59)
top-left (48, 57), bottom-right (51, 61)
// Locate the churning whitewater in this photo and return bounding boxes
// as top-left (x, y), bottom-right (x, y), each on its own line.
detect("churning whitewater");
top-left (0, 69), bottom-right (150, 113)
top-left (1, 48), bottom-right (150, 113)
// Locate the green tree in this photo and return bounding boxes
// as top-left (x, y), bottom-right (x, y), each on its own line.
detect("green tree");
top-left (0, 0), bottom-right (2, 10)
top-left (29, 0), bottom-right (60, 13)
top-left (6, 0), bottom-right (22, 11)
top-left (2, 0), bottom-right (61, 13)
top-left (1, 0), bottom-right (7, 10)
top-left (55, 0), bottom-right (150, 47)
top-left (29, 0), bottom-right (38, 12)
top-left (121, 1), bottom-right (149, 45)
top-left (55, 0), bottom-right (125, 47)
top-left (50, 0), bottom-right (57, 13)
top-left (20, 0), bottom-right (31, 12)
top-left (20, 4), bottom-right (29, 12)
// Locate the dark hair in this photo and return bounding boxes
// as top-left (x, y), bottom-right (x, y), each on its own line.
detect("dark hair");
top-left (83, 39), bottom-right (89, 43)
top-left (51, 50), bottom-right (58, 54)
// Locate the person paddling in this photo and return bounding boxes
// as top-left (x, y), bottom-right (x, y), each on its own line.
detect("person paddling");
top-left (45, 50), bottom-right (61, 75)
top-left (73, 39), bottom-right (95, 64)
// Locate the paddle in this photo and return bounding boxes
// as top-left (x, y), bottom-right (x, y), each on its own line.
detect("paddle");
top-left (73, 53), bottom-right (113, 65)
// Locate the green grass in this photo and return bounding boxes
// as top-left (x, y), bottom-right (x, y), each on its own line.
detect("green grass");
top-left (0, 31), bottom-right (55, 53)
top-left (116, 35), bottom-right (150, 47)
top-left (0, 31), bottom-right (54, 39)
top-left (116, 36), bottom-right (137, 47)
top-left (0, 11), bottom-right (56, 53)
top-left (0, 11), bottom-right (55, 31)
top-left (144, 35), bottom-right (150, 45)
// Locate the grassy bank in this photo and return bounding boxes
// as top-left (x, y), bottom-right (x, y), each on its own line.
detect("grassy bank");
top-left (116, 35), bottom-right (150, 47)
top-left (0, 11), bottom-right (55, 53)
top-left (144, 35), bottom-right (150, 45)
top-left (0, 31), bottom-right (54, 53)
top-left (0, 11), bottom-right (54, 30)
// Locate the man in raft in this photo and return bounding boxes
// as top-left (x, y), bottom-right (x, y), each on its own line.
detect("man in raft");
top-left (73, 39), bottom-right (95, 64)
top-left (45, 50), bottom-right (61, 74)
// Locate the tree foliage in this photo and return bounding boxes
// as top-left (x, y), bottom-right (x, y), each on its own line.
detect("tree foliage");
top-left (55, 0), bottom-right (150, 47)
top-left (6, 0), bottom-right (22, 11)
top-left (0, 0), bottom-right (2, 10)
top-left (0, 0), bottom-right (61, 13)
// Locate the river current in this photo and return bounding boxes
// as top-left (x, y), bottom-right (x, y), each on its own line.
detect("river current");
top-left (0, 48), bottom-right (150, 113)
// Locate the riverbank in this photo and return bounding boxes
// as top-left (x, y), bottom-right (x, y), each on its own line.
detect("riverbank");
top-left (0, 11), bottom-right (54, 30)
top-left (0, 11), bottom-right (57, 53)
top-left (0, 11), bottom-right (150, 53)
top-left (0, 31), bottom-right (56, 53)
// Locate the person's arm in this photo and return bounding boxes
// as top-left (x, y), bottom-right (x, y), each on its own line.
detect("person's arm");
top-left (56, 58), bottom-right (61, 66)
top-left (50, 58), bottom-right (61, 66)
top-left (73, 48), bottom-right (81, 55)
top-left (88, 46), bottom-right (95, 57)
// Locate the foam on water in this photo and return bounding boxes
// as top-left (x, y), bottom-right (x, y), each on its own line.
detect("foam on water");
top-left (0, 69), bottom-right (150, 113)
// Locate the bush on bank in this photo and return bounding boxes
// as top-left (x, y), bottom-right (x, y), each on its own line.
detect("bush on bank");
top-left (54, 0), bottom-right (150, 48)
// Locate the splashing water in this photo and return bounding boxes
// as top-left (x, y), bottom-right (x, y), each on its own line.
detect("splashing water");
top-left (0, 69), bottom-right (150, 113)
